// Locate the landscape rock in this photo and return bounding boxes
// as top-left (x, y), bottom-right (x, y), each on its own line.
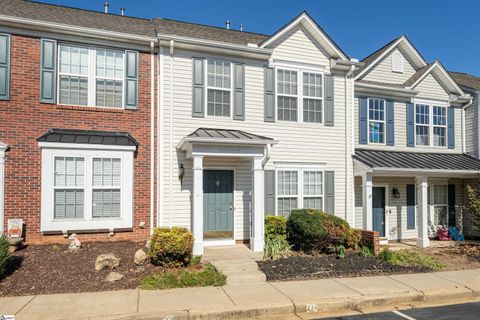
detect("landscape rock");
top-left (7, 237), bottom-right (24, 253)
top-left (95, 253), bottom-right (121, 271)
top-left (134, 249), bottom-right (148, 265)
top-left (69, 238), bottom-right (81, 252)
top-left (105, 272), bottom-right (124, 282)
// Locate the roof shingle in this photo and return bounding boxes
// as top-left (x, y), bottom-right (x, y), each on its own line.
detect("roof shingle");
top-left (449, 71), bottom-right (480, 91)
top-left (37, 128), bottom-right (139, 146)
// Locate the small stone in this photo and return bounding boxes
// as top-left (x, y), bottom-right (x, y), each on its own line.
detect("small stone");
top-left (68, 233), bottom-right (78, 240)
top-left (105, 272), bottom-right (124, 282)
top-left (69, 238), bottom-right (81, 252)
top-left (7, 237), bottom-right (24, 253)
top-left (134, 249), bottom-right (148, 265)
top-left (95, 253), bottom-right (121, 271)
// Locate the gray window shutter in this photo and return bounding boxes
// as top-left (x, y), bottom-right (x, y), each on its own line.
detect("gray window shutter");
top-left (264, 170), bottom-right (276, 216)
top-left (40, 39), bottom-right (57, 104)
top-left (125, 50), bottom-right (138, 110)
top-left (192, 58), bottom-right (205, 118)
top-left (448, 106), bottom-right (455, 149)
top-left (386, 99), bottom-right (395, 146)
top-left (233, 63), bottom-right (245, 120)
top-left (324, 171), bottom-right (335, 214)
top-left (324, 74), bottom-right (334, 126)
top-left (0, 34), bottom-right (10, 101)
top-left (406, 102), bottom-right (414, 147)
top-left (359, 97), bottom-right (368, 144)
top-left (407, 184), bottom-right (415, 229)
top-left (264, 67), bottom-right (275, 122)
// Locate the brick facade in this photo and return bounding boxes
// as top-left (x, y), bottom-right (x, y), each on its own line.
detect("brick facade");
top-left (0, 34), bottom-right (156, 244)
top-left (357, 229), bottom-right (380, 255)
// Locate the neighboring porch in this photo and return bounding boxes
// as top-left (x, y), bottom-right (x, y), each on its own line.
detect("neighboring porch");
top-left (354, 149), bottom-right (480, 247)
top-left (178, 128), bottom-right (277, 255)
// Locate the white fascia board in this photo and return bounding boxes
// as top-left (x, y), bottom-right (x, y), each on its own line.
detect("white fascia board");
top-left (177, 137), bottom-right (278, 150)
top-left (259, 13), bottom-right (348, 60)
top-left (409, 62), bottom-right (465, 97)
top-left (0, 14), bottom-right (157, 44)
top-left (38, 142), bottom-right (137, 151)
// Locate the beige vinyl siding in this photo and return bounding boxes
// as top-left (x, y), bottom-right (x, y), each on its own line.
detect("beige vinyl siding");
top-left (363, 49), bottom-right (417, 84)
top-left (465, 94), bottom-right (479, 157)
top-left (413, 73), bottom-right (450, 100)
top-left (160, 40), bottom-right (349, 238)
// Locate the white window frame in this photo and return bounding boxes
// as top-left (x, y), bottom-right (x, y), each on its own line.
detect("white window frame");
top-left (275, 65), bottom-right (325, 124)
top-left (57, 43), bottom-right (125, 109)
top-left (302, 72), bottom-right (324, 123)
top-left (40, 144), bottom-right (134, 232)
top-left (367, 97), bottom-right (386, 145)
top-left (204, 59), bottom-right (233, 119)
top-left (275, 167), bottom-right (325, 216)
top-left (428, 184), bottom-right (449, 227)
top-left (414, 99), bottom-right (448, 148)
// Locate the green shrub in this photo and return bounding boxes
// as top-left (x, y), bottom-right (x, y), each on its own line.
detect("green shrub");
top-left (265, 215), bottom-right (287, 241)
top-left (359, 245), bottom-right (374, 257)
top-left (336, 245), bottom-right (345, 259)
top-left (286, 209), bottom-right (359, 253)
top-left (0, 235), bottom-right (9, 277)
top-left (140, 263), bottom-right (226, 290)
top-left (378, 249), bottom-right (444, 270)
top-left (148, 227), bottom-right (194, 267)
top-left (264, 237), bottom-right (291, 260)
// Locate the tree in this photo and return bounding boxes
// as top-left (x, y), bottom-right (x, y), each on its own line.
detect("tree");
top-left (464, 184), bottom-right (480, 232)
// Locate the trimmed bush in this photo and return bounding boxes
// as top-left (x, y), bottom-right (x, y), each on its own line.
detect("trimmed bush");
top-left (148, 227), bottom-right (194, 267)
top-left (264, 237), bottom-right (291, 260)
top-left (286, 209), bottom-right (359, 253)
top-left (265, 215), bottom-right (287, 241)
top-left (0, 235), bottom-right (9, 277)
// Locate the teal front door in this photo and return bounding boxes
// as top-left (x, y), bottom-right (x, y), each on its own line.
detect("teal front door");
top-left (203, 170), bottom-right (234, 240)
top-left (372, 187), bottom-right (386, 237)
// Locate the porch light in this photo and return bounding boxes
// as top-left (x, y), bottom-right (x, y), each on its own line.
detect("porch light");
top-left (178, 163), bottom-right (185, 182)
top-left (392, 187), bottom-right (400, 199)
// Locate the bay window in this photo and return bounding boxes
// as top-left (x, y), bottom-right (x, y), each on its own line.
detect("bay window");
top-left (415, 102), bottom-right (447, 147)
top-left (206, 59), bottom-right (231, 117)
top-left (368, 98), bottom-right (385, 143)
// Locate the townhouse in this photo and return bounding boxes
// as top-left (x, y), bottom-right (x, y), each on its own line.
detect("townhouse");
top-left (0, 0), bottom-right (479, 253)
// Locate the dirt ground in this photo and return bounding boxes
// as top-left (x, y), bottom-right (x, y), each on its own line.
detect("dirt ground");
top-left (416, 243), bottom-right (480, 271)
top-left (0, 241), bottom-right (162, 297)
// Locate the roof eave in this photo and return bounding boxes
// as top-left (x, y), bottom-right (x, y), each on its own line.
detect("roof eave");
top-left (177, 137), bottom-right (278, 151)
top-left (355, 82), bottom-right (418, 97)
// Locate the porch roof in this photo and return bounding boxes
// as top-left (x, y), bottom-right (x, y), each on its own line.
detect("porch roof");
top-left (178, 128), bottom-right (277, 149)
top-left (354, 149), bottom-right (480, 173)
top-left (37, 128), bottom-right (139, 147)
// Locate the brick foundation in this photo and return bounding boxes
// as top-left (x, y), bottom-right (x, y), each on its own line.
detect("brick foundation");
top-left (356, 229), bottom-right (380, 256)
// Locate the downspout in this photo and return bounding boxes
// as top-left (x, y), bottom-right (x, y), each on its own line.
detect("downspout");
top-left (169, 40), bottom-right (174, 228)
top-left (345, 65), bottom-right (355, 227)
top-left (150, 41), bottom-right (155, 235)
top-left (462, 97), bottom-right (473, 154)
top-left (0, 145), bottom-right (6, 235)
top-left (157, 39), bottom-right (164, 227)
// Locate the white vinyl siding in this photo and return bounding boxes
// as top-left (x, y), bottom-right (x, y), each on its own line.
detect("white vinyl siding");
top-left (414, 73), bottom-right (450, 101)
top-left (58, 44), bottom-right (125, 108)
top-left (206, 60), bottom-right (231, 117)
top-left (363, 48), bottom-right (417, 84)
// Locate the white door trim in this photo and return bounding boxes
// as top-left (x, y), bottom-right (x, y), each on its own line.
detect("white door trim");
top-left (372, 183), bottom-right (389, 242)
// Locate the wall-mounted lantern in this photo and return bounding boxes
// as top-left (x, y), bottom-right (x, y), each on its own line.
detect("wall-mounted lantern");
top-left (178, 163), bottom-right (185, 183)
top-left (392, 187), bottom-right (400, 199)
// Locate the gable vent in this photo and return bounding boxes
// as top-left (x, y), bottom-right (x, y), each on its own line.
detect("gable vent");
top-left (392, 50), bottom-right (404, 73)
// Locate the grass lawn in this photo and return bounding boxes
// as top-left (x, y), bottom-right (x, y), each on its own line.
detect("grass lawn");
top-left (378, 249), bottom-right (445, 270)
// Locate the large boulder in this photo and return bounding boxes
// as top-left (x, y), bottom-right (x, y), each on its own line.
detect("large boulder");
top-left (134, 249), bottom-right (148, 265)
top-left (105, 272), bottom-right (124, 282)
top-left (95, 253), bottom-right (120, 271)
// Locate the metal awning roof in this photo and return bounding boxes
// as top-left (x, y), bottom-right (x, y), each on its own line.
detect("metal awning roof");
top-left (354, 149), bottom-right (480, 173)
top-left (37, 128), bottom-right (139, 147)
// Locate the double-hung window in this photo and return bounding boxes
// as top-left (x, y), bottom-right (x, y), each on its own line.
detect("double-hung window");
top-left (277, 169), bottom-right (324, 217)
top-left (54, 157), bottom-right (85, 219)
top-left (368, 98), bottom-right (385, 143)
top-left (415, 102), bottom-right (447, 147)
top-left (58, 44), bottom-right (125, 108)
top-left (303, 72), bottom-right (323, 123)
top-left (206, 59), bottom-right (231, 117)
top-left (277, 69), bottom-right (298, 121)
top-left (428, 185), bottom-right (448, 227)
top-left (92, 158), bottom-right (121, 218)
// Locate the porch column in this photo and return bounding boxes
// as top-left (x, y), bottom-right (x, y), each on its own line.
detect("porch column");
top-left (416, 176), bottom-right (430, 248)
top-left (192, 155), bottom-right (204, 255)
top-left (251, 156), bottom-right (264, 252)
top-left (0, 144), bottom-right (6, 235)
top-left (362, 173), bottom-right (373, 231)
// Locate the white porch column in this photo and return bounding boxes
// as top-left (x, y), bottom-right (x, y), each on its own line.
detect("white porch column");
top-left (0, 144), bottom-right (6, 235)
top-left (416, 176), bottom-right (430, 248)
top-left (362, 173), bottom-right (373, 231)
top-left (251, 156), bottom-right (264, 252)
top-left (192, 155), bottom-right (204, 255)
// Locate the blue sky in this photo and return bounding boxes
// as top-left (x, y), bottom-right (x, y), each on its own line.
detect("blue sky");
top-left (42, 0), bottom-right (479, 75)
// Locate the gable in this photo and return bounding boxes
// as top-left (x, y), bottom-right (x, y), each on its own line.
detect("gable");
top-left (270, 26), bottom-right (330, 68)
top-left (363, 48), bottom-right (417, 84)
top-left (414, 73), bottom-right (450, 100)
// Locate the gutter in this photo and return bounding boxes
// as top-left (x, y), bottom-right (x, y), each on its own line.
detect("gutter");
top-left (150, 41), bottom-right (155, 235)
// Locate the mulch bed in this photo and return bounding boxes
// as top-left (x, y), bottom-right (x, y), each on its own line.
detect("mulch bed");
top-left (0, 241), bottom-right (162, 297)
top-left (257, 252), bottom-right (432, 281)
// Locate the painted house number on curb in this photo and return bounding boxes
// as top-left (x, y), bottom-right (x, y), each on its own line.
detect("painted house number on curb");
top-left (306, 304), bottom-right (319, 313)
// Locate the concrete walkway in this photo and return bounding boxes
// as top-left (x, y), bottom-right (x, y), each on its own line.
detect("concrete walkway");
top-left (3, 269), bottom-right (480, 320)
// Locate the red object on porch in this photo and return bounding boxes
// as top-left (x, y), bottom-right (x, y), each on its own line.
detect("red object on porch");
top-left (437, 227), bottom-right (450, 241)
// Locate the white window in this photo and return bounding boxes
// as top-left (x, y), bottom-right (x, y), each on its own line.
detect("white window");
top-left (392, 50), bottom-right (404, 73)
top-left (206, 59), bottom-right (231, 117)
top-left (415, 102), bottom-right (447, 147)
top-left (368, 98), bottom-right (385, 144)
top-left (40, 146), bottom-right (134, 232)
top-left (428, 185), bottom-right (448, 227)
top-left (58, 44), bottom-right (125, 108)
top-left (276, 68), bottom-right (324, 123)
top-left (276, 168), bottom-right (324, 217)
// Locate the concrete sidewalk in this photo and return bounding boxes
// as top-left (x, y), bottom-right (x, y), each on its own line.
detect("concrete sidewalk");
top-left (2, 269), bottom-right (480, 320)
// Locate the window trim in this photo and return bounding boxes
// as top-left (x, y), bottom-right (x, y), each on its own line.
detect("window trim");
top-left (275, 167), bottom-right (325, 216)
top-left (274, 65), bottom-right (325, 124)
top-left (40, 145), bottom-right (134, 233)
top-left (367, 97), bottom-right (386, 145)
top-left (204, 58), bottom-right (233, 119)
top-left (57, 43), bottom-right (126, 110)
top-left (414, 100), bottom-right (448, 148)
